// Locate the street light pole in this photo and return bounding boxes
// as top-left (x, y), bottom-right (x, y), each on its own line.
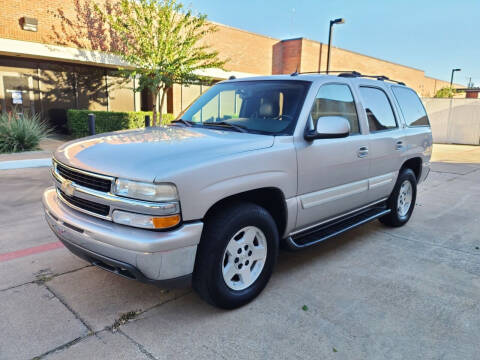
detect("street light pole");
top-left (450, 68), bottom-right (461, 88)
top-left (326, 18), bottom-right (345, 74)
top-left (449, 68), bottom-right (461, 98)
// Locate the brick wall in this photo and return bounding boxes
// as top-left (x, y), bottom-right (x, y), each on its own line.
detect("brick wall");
top-left (0, 0), bottom-right (456, 97)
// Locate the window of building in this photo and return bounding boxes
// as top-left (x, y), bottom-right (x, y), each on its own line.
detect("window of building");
top-left (360, 87), bottom-right (397, 132)
top-left (391, 86), bottom-right (430, 127)
top-left (310, 84), bottom-right (360, 134)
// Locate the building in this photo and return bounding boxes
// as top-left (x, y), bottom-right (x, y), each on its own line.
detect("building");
top-left (456, 88), bottom-right (480, 99)
top-left (0, 0), bottom-right (457, 130)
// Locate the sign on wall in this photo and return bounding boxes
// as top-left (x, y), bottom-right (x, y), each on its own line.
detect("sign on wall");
top-left (11, 91), bottom-right (23, 104)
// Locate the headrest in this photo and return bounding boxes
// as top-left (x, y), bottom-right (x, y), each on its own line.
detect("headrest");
top-left (259, 102), bottom-right (274, 117)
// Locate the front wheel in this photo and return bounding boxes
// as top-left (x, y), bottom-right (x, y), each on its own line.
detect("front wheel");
top-left (379, 168), bottom-right (417, 227)
top-left (193, 202), bottom-right (279, 309)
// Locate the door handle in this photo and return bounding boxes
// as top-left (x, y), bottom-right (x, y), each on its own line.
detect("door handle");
top-left (357, 146), bottom-right (369, 158)
top-left (396, 140), bottom-right (404, 150)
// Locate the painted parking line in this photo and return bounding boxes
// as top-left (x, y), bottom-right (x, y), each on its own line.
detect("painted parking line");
top-left (0, 241), bottom-right (64, 263)
top-left (0, 158), bottom-right (51, 170)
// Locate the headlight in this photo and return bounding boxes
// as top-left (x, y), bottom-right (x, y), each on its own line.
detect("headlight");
top-left (113, 179), bottom-right (178, 202)
top-left (112, 210), bottom-right (181, 229)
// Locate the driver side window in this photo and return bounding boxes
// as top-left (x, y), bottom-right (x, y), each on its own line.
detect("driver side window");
top-left (310, 84), bottom-right (360, 134)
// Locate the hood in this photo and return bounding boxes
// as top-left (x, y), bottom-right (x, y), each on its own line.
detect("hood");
top-left (54, 126), bottom-right (274, 182)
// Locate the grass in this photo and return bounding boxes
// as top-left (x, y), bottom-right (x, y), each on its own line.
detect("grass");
top-left (0, 112), bottom-right (51, 153)
top-left (111, 310), bottom-right (142, 331)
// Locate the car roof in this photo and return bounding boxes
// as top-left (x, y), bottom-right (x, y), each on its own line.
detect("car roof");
top-left (220, 73), bottom-right (410, 91)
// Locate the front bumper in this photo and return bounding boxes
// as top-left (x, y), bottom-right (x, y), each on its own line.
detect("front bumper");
top-left (42, 187), bottom-right (203, 284)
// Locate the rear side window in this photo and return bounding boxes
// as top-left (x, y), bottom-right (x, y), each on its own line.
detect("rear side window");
top-left (359, 87), bottom-right (397, 132)
top-left (392, 86), bottom-right (430, 127)
top-left (310, 84), bottom-right (360, 134)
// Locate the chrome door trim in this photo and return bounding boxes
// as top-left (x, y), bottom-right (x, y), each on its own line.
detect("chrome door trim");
top-left (299, 171), bottom-right (396, 211)
top-left (290, 197), bottom-right (388, 236)
top-left (300, 179), bottom-right (369, 209)
top-left (368, 172), bottom-right (396, 189)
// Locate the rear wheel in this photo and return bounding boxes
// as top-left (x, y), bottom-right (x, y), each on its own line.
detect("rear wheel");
top-left (193, 202), bottom-right (279, 309)
top-left (380, 168), bottom-right (417, 227)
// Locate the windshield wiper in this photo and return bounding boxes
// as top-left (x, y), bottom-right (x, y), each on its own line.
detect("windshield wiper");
top-left (203, 121), bottom-right (248, 133)
top-left (170, 119), bottom-right (194, 127)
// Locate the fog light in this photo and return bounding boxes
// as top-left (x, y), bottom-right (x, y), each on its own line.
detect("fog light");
top-left (112, 210), bottom-right (181, 229)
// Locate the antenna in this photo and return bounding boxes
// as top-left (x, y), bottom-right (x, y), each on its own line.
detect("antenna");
top-left (291, 66), bottom-right (299, 76)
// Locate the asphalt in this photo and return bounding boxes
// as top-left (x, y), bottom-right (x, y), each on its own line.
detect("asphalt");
top-left (0, 145), bottom-right (479, 360)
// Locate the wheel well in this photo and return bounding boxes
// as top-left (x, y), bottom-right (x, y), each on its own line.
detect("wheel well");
top-left (401, 157), bottom-right (422, 180)
top-left (203, 188), bottom-right (287, 237)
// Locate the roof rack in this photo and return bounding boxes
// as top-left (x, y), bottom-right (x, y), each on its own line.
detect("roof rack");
top-left (290, 70), bottom-right (406, 85)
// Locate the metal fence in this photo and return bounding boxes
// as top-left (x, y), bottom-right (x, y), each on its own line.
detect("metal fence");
top-left (422, 98), bottom-right (480, 145)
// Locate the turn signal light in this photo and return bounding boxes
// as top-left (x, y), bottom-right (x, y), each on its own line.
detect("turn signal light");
top-left (152, 214), bottom-right (181, 229)
top-left (112, 210), bottom-right (181, 229)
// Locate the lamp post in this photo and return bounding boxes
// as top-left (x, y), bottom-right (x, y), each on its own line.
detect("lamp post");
top-left (326, 18), bottom-right (345, 74)
top-left (450, 68), bottom-right (461, 87)
top-left (449, 68), bottom-right (461, 98)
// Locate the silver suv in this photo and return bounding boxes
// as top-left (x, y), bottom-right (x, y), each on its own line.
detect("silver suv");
top-left (43, 72), bottom-right (432, 309)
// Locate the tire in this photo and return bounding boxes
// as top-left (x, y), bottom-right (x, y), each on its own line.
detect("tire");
top-left (193, 202), bottom-right (279, 309)
top-left (379, 168), bottom-right (417, 227)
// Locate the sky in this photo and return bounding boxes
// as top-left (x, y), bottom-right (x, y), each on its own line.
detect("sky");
top-left (186, 0), bottom-right (479, 86)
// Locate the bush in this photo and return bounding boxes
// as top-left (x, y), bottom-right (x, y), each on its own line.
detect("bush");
top-left (0, 112), bottom-right (52, 153)
top-left (434, 87), bottom-right (465, 98)
top-left (67, 110), bottom-right (175, 138)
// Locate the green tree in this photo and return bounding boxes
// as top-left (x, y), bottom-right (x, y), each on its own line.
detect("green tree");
top-left (96, 0), bottom-right (225, 125)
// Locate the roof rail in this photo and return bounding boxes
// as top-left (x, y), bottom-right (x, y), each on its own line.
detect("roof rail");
top-left (292, 70), bottom-right (406, 85)
top-left (338, 71), bottom-right (362, 78)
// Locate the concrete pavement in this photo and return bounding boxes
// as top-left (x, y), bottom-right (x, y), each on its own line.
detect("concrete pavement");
top-left (0, 145), bottom-right (479, 359)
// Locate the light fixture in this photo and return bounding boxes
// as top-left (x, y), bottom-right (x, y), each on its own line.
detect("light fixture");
top-left (21, 17), bottom-right (38, 32)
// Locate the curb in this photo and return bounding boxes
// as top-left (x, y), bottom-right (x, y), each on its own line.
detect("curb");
top-left (0, 158), bottom-right (52, 170)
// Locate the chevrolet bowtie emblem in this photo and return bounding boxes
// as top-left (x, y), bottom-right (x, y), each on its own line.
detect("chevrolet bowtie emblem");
top-left (61, 179), bottom-right (75, 197)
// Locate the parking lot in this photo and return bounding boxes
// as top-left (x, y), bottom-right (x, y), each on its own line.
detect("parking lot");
top-left (1, 144), bottom-right (479, 360)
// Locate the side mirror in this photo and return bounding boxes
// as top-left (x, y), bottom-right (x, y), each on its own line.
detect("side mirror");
top-left (305, 116), bottom-right (350, 140)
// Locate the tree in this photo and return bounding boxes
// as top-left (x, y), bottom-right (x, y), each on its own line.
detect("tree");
top-left (96, 0), bottom-right (225, 125)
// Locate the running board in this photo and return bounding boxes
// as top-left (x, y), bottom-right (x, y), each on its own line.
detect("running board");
top-left (286, 206), bottom-right (390, 249)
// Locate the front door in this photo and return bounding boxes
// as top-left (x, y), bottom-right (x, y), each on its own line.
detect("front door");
top-left (295, 82), bottom-right (370, 230)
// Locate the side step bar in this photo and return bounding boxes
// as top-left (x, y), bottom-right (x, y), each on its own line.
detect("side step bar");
top-left (286, 205), bottom-right (390, 249)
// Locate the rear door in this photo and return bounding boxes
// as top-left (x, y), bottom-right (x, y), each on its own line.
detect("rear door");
top-left (356, 85), bottom-right (406, 202)
top-left (390, 86), bottom-right (433, 183)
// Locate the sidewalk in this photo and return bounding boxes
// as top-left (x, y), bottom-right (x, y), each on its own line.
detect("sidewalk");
top-left (0, 137), bottom-right (66, 169)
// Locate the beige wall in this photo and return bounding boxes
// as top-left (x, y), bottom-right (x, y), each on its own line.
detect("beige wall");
top-left (423, 98), bottom-right (480, 145)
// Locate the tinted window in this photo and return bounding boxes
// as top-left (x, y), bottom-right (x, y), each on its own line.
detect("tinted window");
top-left (310, 84), bottom-right (360, 134)
top-left (392, 86), bottom-right (430, 126)
top-left (181, 80), bottom-right (310, 135)
top-left (360, 87), bottom-right (397, 132)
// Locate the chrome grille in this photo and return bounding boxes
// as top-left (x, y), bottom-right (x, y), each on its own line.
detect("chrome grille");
top-left (56, 163), bottom-right (112, 192)
top-left (59, 190), bottom-right (110, 217)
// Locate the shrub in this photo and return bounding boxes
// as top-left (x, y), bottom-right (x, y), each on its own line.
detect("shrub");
top-left (434, 87), bottom-right (465, 98)
top-left (67, 110), bottom-right (175, 138)
top-left (0, 112), bottom-right (52, 153)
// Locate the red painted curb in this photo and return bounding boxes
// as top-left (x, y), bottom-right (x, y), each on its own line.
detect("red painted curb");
top-left (0, 241), bottom-right (64, 262)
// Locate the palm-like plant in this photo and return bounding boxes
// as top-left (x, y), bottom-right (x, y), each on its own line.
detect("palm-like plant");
top-left (0, 112), bottom-right (52, 153)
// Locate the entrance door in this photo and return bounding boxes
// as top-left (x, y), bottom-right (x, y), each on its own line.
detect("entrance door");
top-left (0, 72), bottom-right (36, 116)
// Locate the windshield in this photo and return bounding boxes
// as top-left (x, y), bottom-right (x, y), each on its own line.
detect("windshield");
top-left (178, 80), bottom-right (311, 135)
